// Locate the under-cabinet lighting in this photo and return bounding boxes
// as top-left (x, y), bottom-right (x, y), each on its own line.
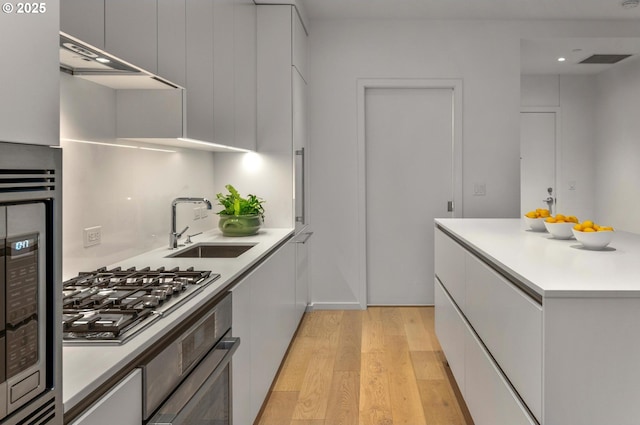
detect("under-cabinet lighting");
top-left (557, 57), bottom-right (566, 62)
top-left (61, 138), bottom-right (138, 149)
top-left (177, 137), bottom-right (252, 153)
top-left (95, 57), bottom-right (111, 63)
top-left (61, 138), bottom-right (176, 153)
top-left (139, 147), bottom-right (177, 153)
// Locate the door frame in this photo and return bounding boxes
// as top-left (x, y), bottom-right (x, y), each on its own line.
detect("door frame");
top-left (356, 78), bottom-right (463, 309)
top-left (520, 107), bottom-right (561, 215)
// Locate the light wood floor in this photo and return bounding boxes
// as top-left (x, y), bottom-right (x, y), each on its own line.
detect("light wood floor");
top-left (255, 307), bottom-right (474, 425)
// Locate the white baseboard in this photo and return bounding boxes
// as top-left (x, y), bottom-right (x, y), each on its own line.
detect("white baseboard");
top-left (305, 301), bottom-right (364, 311)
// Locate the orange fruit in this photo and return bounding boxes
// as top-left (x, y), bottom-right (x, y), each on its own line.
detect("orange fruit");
top-left (546, 217), bottom-right (557, 223)
top-left (573, 224), bottom-right (583, 231)
top-left (582, 220), bottom-right (594, 229)
top-left (583, 227), bottom-right (596, 233)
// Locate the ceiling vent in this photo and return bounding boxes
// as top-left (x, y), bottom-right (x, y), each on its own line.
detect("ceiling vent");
top-left (579, 54), bottom-right (632, 64)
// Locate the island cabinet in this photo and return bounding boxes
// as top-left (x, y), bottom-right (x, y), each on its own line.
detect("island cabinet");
top-left (0, 0), bottom-right (59, 146)
top-left (434, 219), bottom-right (640, 425)
top-left (231, 241), bottom-right (297, 425)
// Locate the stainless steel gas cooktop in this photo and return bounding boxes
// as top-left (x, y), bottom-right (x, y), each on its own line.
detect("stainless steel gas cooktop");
top-left (62, 266), bottom-right (220, 344)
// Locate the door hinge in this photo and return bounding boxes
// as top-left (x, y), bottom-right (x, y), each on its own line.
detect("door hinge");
top-left (447, 201), bottom-right (454, 212)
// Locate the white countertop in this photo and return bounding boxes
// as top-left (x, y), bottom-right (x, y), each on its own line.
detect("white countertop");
top-left (62, 227), bottom-right (294, 413)
top-left (436, 218), bottom-right (640, 298)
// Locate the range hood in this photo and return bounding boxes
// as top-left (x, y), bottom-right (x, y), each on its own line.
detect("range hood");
top-left (59, 33), bottom-right (179, 90)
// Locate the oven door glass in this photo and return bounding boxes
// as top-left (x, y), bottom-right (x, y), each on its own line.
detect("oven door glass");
top-left (148, 336), bottom-right (239, 425)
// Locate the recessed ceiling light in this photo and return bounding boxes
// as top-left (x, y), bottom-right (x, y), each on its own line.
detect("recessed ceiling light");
top-left (622, 0), bottom-right (639, 8)
top-left (558, 57), bottom-right (566, 62)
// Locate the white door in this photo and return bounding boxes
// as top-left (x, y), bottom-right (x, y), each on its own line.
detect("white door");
top-left (365, 88), bottom-right (454, 305)
top-left (520, 112), bottom-right (556, 216)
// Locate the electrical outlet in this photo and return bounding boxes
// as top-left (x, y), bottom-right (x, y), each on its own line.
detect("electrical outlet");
top-left (83, 226), bottom-right (102, 248)
top-left (200, 206), bottom-right (208, 218)
top-left (473, 183), bottom-right (486, 196)
top-left (193, 207), bottom-right (201, 220)
top-left (568, 181), bottom-right (576, 191)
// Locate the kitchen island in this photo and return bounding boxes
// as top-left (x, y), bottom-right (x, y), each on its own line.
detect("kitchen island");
top-left (62, 227), bottom-right (294, 423)
top-left (435, 218), bottom-right (640, 425)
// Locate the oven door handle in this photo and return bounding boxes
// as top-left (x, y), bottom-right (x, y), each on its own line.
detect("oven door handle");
top-left (147, 336), bottom-right (240, 425)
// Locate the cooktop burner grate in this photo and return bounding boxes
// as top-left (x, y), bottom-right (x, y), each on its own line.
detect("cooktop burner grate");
top-left (62, 266), bottom-right (220, 344)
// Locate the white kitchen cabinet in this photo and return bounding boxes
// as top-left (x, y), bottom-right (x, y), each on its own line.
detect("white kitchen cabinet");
top-left (465, 253), bottom-right (542, 420)
top-left (292, 7), bottom-right (308, 81)
top-left (435, 227), bottom-right (539, 424)
top-left (231, 273), bottom-right (252, 425)
top-left (185, 0), bottom-right (214, 143)
top-left (0, 0), bottom-right (59, 146)
top-left (60, 0), bottom-right (105, 49)
top-left (184, 0), bottom-right (257, 150)
top-left (233, 0), bottom-right (258, 151)
top-left (231, 241), bottom-right (297, 424)
top-left (435, 267), bottom-right (536, 425)
top-left (294, 232), bottom-right (312, 319)
top-left (212, 0), bottom-right (235, 147)
top-left (158, 0), bottom-right (186, 87)
top-left (105, 0), bottom-right (158, 74)
top-left (258, 4), bottom-right (309, 229)
top-left (69, 369), bottom-right (142, 425)
top-left (434, 279), bottom-right (466, 395)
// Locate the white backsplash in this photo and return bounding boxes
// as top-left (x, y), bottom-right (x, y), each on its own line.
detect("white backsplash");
top-left (60, 73), bottom-right (217, 279)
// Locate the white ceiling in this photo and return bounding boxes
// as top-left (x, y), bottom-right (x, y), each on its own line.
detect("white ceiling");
top-left (300, 0), bottom-right (640, 21)
top-left (298, 0), bottom-right (640, 75)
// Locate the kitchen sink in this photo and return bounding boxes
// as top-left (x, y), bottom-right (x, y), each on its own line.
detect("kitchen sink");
top-left (167, 243), bottom-right (257, 258)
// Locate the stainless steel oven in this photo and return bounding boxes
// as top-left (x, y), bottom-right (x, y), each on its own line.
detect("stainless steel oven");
top-left (0, 142), bottom-right (62, 425)
top-left (143, 292), bottom-right (239, 425)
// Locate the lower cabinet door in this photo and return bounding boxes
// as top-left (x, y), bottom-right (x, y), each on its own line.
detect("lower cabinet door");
top-left (70, 369), bottom-right (142, 425)
top-left (464, 324), bottom-right (536, 425)
top-left (434, 278), bottom-right (466, 396)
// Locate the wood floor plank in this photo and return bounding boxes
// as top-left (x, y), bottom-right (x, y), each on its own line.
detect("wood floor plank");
top-left (273, 336), bottom-right (316, 391)
top-left (380, 307), bottom-right (405, 336)
top-left (256, 391), bottom-right (299, 425)
top-left (325, 371), bottom-right (360, 425)
top-left (417, 380), bottom-right (467, 425)
top-left (410, 351), bottom-right (446, 380)
top-left (292, 312), bottom-right (342, 420)
top-left (359, 352), bottom-right (393, 425)
top-left (384, 334), bottom-right (427, 425)
top-left (335, 311), bottom-right (363, 372)
top-left (362, 310), bottom-right (385, 353)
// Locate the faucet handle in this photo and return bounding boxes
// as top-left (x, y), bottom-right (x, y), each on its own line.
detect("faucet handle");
top-left (177, 226), bottom-right (189, 238)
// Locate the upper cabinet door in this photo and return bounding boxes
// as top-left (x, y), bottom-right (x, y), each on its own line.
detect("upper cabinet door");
top-left (158, 0), bottom-right (186, 87)
top-left (185, 0), bottom-right (215, 143)
top-left (0, 0), bottom-right (59, 145)
top-left (105, 0), bottom-right (158, 74)
top-left (292, 8), bottom-right (307, 81)
top-left (60, 0), bottom-right (105, 49)
top-left (233, 0), bottom-right (257, 151)
top-left (213, 0), bottom-right (236, 147)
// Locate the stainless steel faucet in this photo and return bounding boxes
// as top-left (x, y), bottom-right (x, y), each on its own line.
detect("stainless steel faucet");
top-left (170, 197), bottom-right (213, 249)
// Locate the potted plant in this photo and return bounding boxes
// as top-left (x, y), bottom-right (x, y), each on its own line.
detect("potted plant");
top-left (215, 184), bottom-right (265, 236)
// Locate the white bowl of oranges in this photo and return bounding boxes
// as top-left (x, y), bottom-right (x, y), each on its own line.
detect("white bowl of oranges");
top-left (524, 209), bottom-right (550, 231)
top-left (543, 214), bottom-right (579, 239)
top-left (571, 220), bottom-right (615, 250)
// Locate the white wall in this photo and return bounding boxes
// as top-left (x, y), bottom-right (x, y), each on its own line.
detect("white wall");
top-left (595, 56), bottom-right (640, 233)
top-left (308, 19), bottom-right (521, 307)
top-left (60, 73), bottom-right (217, 279)
top-left (521, 74), bottom-right (597, 221)
top-left (307, 19), bottom-right (640, 308)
